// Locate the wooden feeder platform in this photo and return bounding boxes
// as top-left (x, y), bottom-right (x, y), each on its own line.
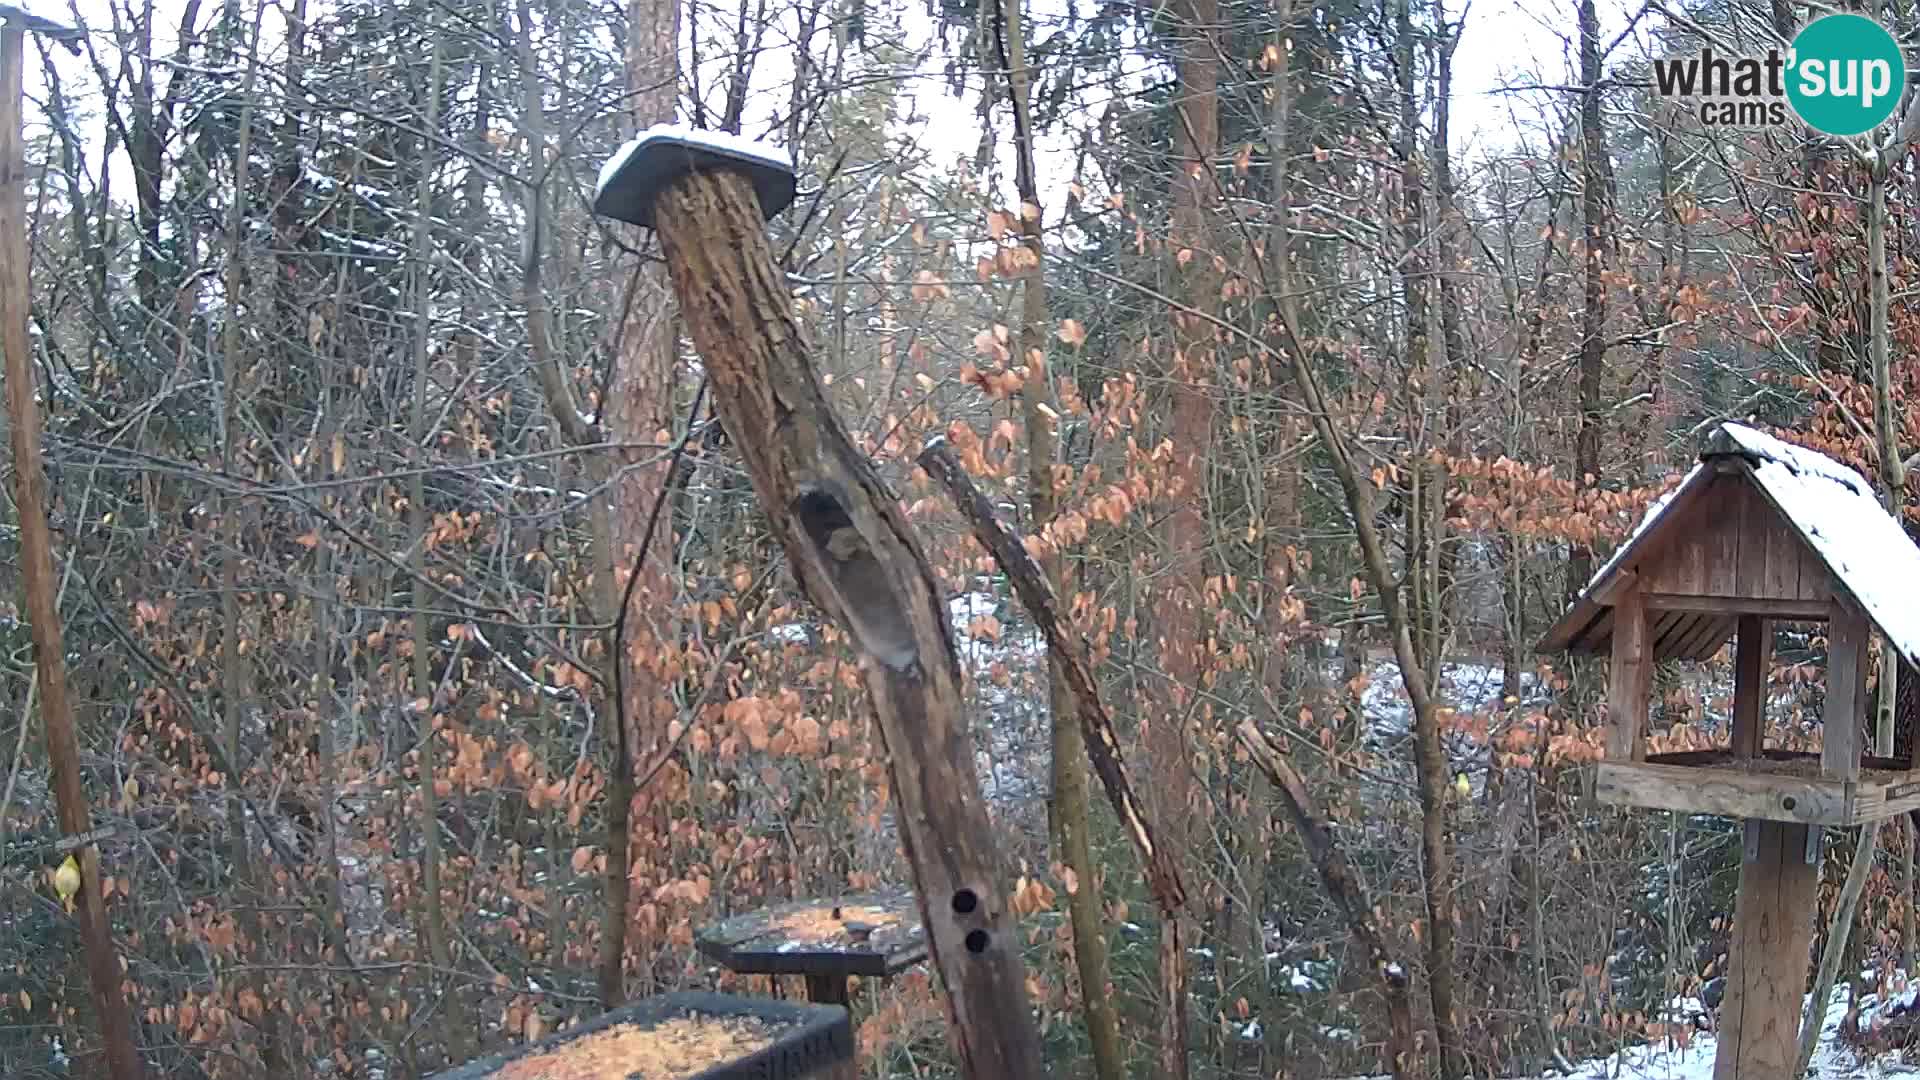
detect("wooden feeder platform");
top-left (1595, 748), bottom-right (1920, 825)
top-left (427, 991), bottom-right (851, 1080)
top-left (695, 888), bottom-right (927, 1005)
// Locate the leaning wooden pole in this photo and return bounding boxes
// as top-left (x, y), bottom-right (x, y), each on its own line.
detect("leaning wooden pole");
top-left (593, 131), bottom-right (1046, 1078)
top-left (0, 20), bottom-right (145, 1080)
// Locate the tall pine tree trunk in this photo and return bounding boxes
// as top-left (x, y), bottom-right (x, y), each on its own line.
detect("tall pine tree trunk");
top-left (1568, 0), bottom-right (1608, 605)
top-left (599, 0), bottom-right (682, 1005)
top-left (1160, 1), bottom-right (1220, 1074)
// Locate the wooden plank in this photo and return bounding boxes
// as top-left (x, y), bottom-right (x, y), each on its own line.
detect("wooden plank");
top-left (1825, 604), bottom-right (1869, 781)
top-left (1797, 532), bottom-right (1834, 602)
top-left (1608, 587), bottom-right (1654, 762)
top-left (1734, 480), bottom-right (1774, 600)
top-left (1570, 607), bottom-right (1614, 655)
top-left (1645, 487), bottom-right (1716, 595)
top-left (1593, 761), bottom-right (1848, 824)
top-left (1651, 610), bottom-right (1696, 657)
top-left (1678, 615), bottom-right (1736, 661)
top-left (1733, 616), bottom-right (1769, 760)
top-left (1590, 567), bottom-right (1641, 609)
top-left (1701, 480), bottom-right (1741, 597)
top-left (1762, 506), bottom-right (1802, 600)
top-left (1644, 594), bottom-right (1832, 620)
top-left (1714, 821), bottom-right (1820, 1080)
top-left (1851, 772), bottom-right (1920, 824)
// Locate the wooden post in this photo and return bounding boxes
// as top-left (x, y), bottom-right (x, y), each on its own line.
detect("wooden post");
top-left (1732, 615), bottom-right (1768, 760)
top-left (802, 976), bottom-right (858, 1080)
top-left (623, 159), bottom-right (1044, 1077)
top-left (0, 21), bottom-right (145, 1080)
top-left (1715, 820), bottom-right (1819, 1079)
top-left (1608, 586), bottom-right (1652, 761)
top-left (1826, 605), bottom-right (1868, 780)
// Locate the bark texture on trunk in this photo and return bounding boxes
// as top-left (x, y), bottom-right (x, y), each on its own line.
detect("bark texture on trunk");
top-left (1160, 0), bottom-right (1220, 1072)
top-left (1569, 0), bottom-right (1609, 605)
top-left (648, 167), bottom-right (1046, 1079)
top-left (587, 0), bottom-right (680, 1007)
top-left (0, 23), bottom-right (146, 1080)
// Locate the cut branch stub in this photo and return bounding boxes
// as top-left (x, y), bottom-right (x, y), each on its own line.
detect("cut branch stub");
top-left (600, 139), bottom-right (1045, 1079)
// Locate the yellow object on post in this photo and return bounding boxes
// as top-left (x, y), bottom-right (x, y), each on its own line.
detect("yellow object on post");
top-left (51, 854), bottom-right (79, 913)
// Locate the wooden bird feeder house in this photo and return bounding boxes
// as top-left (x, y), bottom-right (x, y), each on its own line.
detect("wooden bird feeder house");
top-left (1540, 420), bottom-right (1920, 1077)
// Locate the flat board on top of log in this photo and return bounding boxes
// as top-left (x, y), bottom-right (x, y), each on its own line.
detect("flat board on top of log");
top-left (696, 889), bottom-right (928, 980)
top-left (1595, 751), bottom-right (1920, 824)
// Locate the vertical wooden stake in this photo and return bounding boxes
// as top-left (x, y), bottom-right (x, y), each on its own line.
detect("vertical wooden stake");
top-left (1607, 587), bottom-right (1652, 761)
top-left (1715, 821), bottom-right (1818, 1079)
top-left (0, 23), bottom-right (145, 1080)
top-left (1826, 605), bottom-right (1868, 780)
top-left (1732, 615), bottom-right (1768, 761)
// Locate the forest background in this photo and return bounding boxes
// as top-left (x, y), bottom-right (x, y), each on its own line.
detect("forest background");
top-left (0, 0), bottom-right (1912, 1075)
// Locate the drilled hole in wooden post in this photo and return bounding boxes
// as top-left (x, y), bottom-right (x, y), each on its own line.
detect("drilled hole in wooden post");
top-left (951, 888), bottom-right (978, 914)
top-left (965, 930), bottom-right (989, 954)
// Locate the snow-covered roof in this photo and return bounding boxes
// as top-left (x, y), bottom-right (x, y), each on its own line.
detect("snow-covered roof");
top-left (1540, 422), bottom-right (1920, 669)
top-left (593, 124), bottom-right (796, 229)
top-left (0, 3), bottom-right (83, 50)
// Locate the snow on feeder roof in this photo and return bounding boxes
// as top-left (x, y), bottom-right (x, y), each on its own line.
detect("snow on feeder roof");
top-left (1539, 421), bottom-right (1920, 669)
top-left (0, 2), bottom-right (83, 51)
top-left (593, 124), bottom-right (796, 229)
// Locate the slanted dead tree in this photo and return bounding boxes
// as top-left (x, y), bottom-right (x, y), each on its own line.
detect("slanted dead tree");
top-left (601, 142), bottom-right (1046, 1078)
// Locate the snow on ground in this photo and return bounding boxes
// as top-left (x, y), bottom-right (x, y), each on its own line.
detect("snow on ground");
top-left (1334, 982), bottom-right (1920, 1079)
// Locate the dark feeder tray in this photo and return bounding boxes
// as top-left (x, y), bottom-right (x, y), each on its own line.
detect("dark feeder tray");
top-left (427, 991), bottom-right (851, 1080)
top-left (696, 888), bottom-right (928, 980)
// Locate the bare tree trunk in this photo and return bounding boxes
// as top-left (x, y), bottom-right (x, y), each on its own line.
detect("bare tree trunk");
top-left (1159, 0), bottom-right (1219, 1072)
top-left (218, 15), bottom-right (283, 1070)
top-left (1398, 0), bottom-right (1441, 677)
top-left (1, 23), bottom-right (146, 1080)
top-left (596, 0), bottom-right (681, 1007)
top-left (1391, 0), bottom-right (1463, 1069)
top-left (1429, 0), bottom-right (1465, 670)
top-left (996, 0), bottom-right (1124, 1074)
top-left (406, 38), bottom-right (461, 1067)
top-left (1870, 166), bottom-right (1902, 757)
top-left (1568, 0), bottom-right (1608, 605)
top-left (1263, 230), bottom-right (1463, 1080)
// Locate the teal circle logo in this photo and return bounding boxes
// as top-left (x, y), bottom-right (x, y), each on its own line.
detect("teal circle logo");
top-left (1787, 14), bottom-right (1906, 136)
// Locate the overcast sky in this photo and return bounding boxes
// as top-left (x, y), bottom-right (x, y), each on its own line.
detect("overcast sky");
top-left (12, 0), bottom-right (1646, 226)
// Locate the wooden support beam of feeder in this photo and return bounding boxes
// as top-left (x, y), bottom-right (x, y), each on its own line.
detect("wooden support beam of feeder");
top-left (1716, 820), bottom-right (1818, 1079)
top-left (1733, 615), bottom-right (1768, 761)
top-left (1825, 603), bottom-right (1869, 782)
top-left (0, 13), bottom-right (143, 1080)
top-left (593, 133), bottom-right (1045, 1079)
top-left (1607, 585), bottom-right (1653, 761)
